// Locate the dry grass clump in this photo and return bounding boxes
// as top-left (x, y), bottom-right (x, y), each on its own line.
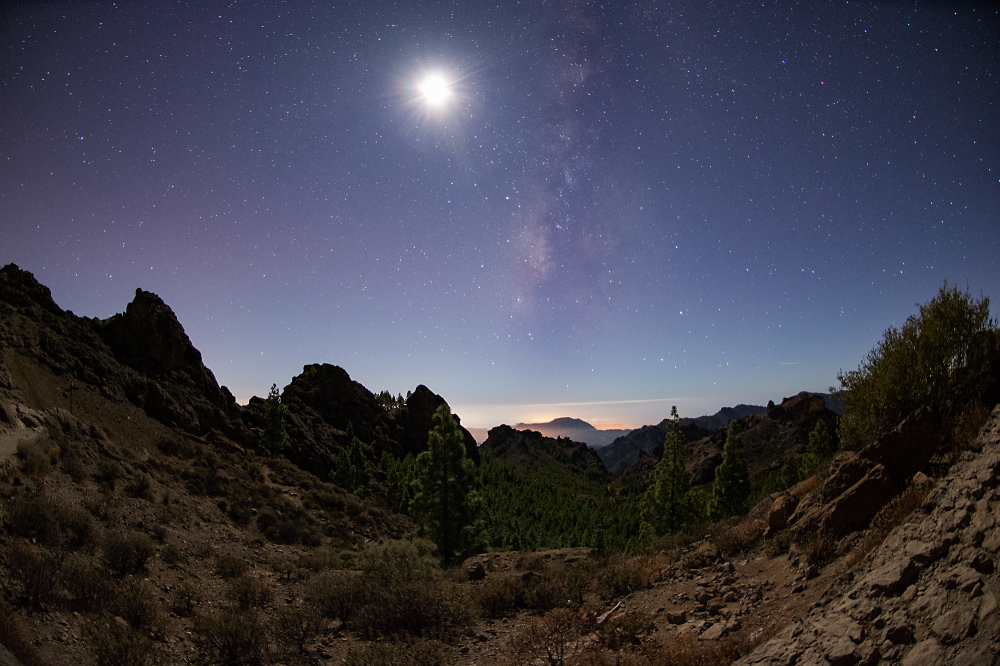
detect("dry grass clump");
top-left (951, 399), bottom-right (992, 452)
top-left (594, 554), bottom-right (662, 601)
top-left (802, 531), bottom-right (838, 567)
top-left (711, 515), bottom-right (766, 558)
top-left (845, 477), bottom-right (933, 569)
top-left (471, 574), bottom-right (524, 619)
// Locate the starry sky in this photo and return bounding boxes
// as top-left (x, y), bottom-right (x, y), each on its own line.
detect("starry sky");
top-left (2, 2), bottom-right (997, 431)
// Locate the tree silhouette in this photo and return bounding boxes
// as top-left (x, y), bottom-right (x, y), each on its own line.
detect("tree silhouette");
top-left (411, 404), bottom-right (482, 565)
top-left (260, 384), bottom-right (288, 456)
top-left (643, 406), bottom-right (690, 535)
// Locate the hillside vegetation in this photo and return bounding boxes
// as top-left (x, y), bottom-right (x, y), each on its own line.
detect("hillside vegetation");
top-left (1, 264), bottom-right (998, 665)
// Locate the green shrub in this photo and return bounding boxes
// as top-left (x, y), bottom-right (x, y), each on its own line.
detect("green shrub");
top-left (124, 473), bottom-right (154, 500)
top-left (837, 283), bottom-right (995, 450)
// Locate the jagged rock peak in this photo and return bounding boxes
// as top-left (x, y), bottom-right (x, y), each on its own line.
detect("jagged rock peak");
top-left (0, 263), bottom-right (60, 313)
top-left (97, 287), bottom-right (219, 393)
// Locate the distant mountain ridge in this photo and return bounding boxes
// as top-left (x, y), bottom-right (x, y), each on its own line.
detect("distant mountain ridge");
top-left (596, 403), bottom-right (767, 475)
top-left (512, 417), bottom-right (630, 448)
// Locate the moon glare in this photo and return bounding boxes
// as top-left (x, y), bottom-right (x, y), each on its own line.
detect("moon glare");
top-left (419, 75), bottom-right (451, 106)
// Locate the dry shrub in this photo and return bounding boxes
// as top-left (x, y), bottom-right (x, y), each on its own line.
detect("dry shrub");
top-left (5, 540), bottom-right (58, 608)
top-left (124, 472), bottom-right (154, 500)
top-left (600, 610), bottom-right (656, 651)
top-left (61, 553), bottom-right (117, 612)
top-left (171, 581), bottom-right (202, 617)
top-left (272, 603), bottom-right (323, 659)
top-left (193, 609), bottom-right (269, 665)
top-left (161, 542), bottom-right (185, 565)
top-left (309, 571), bottom-right (364, 623)
top-left (87, 620), bottom-right (164, 666)
top-left (343, 639), bottom-right (452, 666)
top-left (712, 516), bottom-right (766, 558)
top-left (103, 528), bottom-right (156, 577)
top-left (845, 478), bottom-right (933, 569)
top-left (594, 555), bottom-right (659, 601)
top-left (215, 553), bottom-right (249, 579)
top-left (112, 576), bottom-right (164, 633)
top-left (0, 601), bottom-right (44, 666)
top-left (350, 579), bottom-right (472, 640)
top-left (8, 491), bottom-right (65, 547)
top-left (16, 439), bottom-right (59, 476)
top-left (472, 575), bottom-right (524, 619)
top-left (509, 609), bottom-right (594, 666)
top-left (227, 574), bottom-right (273, 611)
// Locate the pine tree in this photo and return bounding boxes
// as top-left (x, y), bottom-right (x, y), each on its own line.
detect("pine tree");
top-left (800, 419), bottom-right (836, 479)
top-left (411, 404), bottom-right (482, 565)
top-left (260, 384), bottom-right (288, 456)
top-left (709, 420), bottom-right (750, 520)
top-left (643, 406), bottom-right (690, 535)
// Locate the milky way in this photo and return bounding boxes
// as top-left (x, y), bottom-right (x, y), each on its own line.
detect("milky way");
top-left (2, 2), bottom-right (997, 428)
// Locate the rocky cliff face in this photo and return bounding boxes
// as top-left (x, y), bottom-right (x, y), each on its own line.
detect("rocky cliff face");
top-left (740, 405), bottom-right (1000, 665)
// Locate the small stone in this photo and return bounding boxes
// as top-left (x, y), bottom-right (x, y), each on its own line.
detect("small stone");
top-left (665, 609), bottom-right (687, 625)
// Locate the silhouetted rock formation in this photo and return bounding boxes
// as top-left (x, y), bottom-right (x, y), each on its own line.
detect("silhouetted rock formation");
top-left (481, 425), bottom-right (607, 476)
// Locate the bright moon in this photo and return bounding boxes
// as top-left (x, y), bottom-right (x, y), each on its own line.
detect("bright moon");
top-left (419, 75), bottom-right (451, 106)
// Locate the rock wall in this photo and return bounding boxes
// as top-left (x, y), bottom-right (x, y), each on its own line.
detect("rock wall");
top-left (739, 405), bottom-right (1000, 665)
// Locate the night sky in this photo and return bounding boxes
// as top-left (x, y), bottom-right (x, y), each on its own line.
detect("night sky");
top-left (2, 2), bottom-right (997, 431)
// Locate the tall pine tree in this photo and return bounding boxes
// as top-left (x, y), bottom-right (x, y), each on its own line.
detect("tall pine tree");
top-left (643, 406), bottom-right (690, 535)
top-left (709, 420), bottom-right (750, 520)
top-left (411, 404), bottom-right (482, 565)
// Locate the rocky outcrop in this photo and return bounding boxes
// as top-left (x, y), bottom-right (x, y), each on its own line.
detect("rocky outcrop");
top-left (738, 405), bottom-right (1000, 665)
top-left (269, 364), bottom-right (478, 477)
top-left (481, 425), bottom-right (608, 476)
top-left (789, 407), bottom-right (944, 541)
